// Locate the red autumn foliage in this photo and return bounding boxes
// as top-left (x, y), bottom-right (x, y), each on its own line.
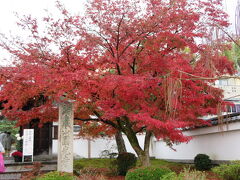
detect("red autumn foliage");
top-left (0, 0), bottom-right (235, 165)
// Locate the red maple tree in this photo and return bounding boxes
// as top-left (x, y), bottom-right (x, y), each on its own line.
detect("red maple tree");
top-left (0, 0), bottom-right (235, 166)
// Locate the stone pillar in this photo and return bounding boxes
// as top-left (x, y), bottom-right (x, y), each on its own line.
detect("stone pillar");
top-left (57, 101), bottom-right (74, 173)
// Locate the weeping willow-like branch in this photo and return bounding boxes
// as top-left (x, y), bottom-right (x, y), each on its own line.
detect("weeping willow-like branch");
top-left (217, 102), bottom-right (224, 131)
top-left (163, 76), bottom-right (182, 119)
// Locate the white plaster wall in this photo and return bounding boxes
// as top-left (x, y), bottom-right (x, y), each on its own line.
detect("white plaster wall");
top-left (52, 134), bottom-right (153, 158)
top-left (53, 122), bottom-right (240, 161)
top-left (154, 122), bottom-right (240, 161)
top-left (53, 138), bottom-right (115, 158)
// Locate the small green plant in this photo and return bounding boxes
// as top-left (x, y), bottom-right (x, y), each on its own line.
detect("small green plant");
top-left (73, 161), bottom-right (84, 176)
top-left (36, 171), bottom-right (76, 180)
top-left (125, 167), bottom-right (172, 180)
top-left (212, 161), bottom-right (240, 180)
top-left (162, 168), bottom-right (207, 180)
top-left (194, 154), bottom-right (212, 171)
top-left (179, 168), bottom-right (207, 180)
top-left (116, 152), bottom-right (137, 175)
top-left (161, 172), bottom-right (179, 180)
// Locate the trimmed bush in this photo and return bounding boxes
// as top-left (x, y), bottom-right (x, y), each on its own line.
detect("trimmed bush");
top-left (116, 152), bottom-right (137, 175)
top-left (36, 171), bottom-right (76, 180)
top-left (125, 167), bottom-right (172, 180)
top-left (194, 154), bottom-right (212, 171)
top-left (212, 161), bottom-right (240, 180)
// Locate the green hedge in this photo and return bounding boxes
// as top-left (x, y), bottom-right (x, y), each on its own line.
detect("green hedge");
top-left (125, 167), bottom-right (172, 180)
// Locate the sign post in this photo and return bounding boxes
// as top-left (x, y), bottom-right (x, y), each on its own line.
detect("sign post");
top-left (22, 129), bottom-right (34, 162)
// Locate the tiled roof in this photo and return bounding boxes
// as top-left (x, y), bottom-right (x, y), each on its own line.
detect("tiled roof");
top-left (208, 112), bottom-right (240, 125)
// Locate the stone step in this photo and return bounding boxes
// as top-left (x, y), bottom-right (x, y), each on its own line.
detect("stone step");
top-left (0, 173), bottom-right (22, 180)
top-left (5, 160), bottom-right (57, 166)
top-left (0, 161), bottom-right (57, 180)
top-left (6, 164), bottom-right (57, 172)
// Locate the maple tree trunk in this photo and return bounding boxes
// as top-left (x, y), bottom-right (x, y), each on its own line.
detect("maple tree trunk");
top-left (142, 130), bottom-right (152, 166)
top-left (123, 125), bottom-right (151, 167)
top-left (115, 130), bottom-right (127, 153)
top-left (138, 151), bottom-right (150, 167)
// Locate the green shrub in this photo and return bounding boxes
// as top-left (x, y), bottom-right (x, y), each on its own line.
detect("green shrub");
top-left (212, 161), bottom-right (240, 180)
top-left (116, 152), bottom-right (137, 175)
top-left (194, 154), bottom-right (212, 171)
top-left (36, 171), bottom-right (76, 180)
top-left (16, 139), bottom-right (23, 152)
top-left (162, 168), bottom-right (207, 180)
top-left (125, 167), bottom-right (172, 180)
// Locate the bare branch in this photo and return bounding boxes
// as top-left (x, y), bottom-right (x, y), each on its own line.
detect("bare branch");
top-left (216, 25), bottom-right (240, 48)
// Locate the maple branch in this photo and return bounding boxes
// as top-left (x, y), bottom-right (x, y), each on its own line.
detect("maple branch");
top-left (75, 115), bottom-right (119, 129)
top-left (93, 110), bottom-right (119, 129)
top-left (116, 117), bottom-right (126, 133)
top-left (91, 30), bottom-right (115, 57)
top-left (0, 34), bottom-right (31, 59)
top-left (60, 11), bottom-right (116, 58)
top-left (122, 116), bottom-right (133, 129)
top-left (116, 63), bottom-right (122, 75)
top-left (23, 19), bottom-right (50, 61)
top-left (119, 39), bottom-right (136, 58)
top-left (116, 116), bottom-right (134, 134)
top-left (135, 126), bottom-right (146, 133)
top-left (128, 58), bottom-right (136, 74)
top-left (128, 41), bottom-right (144, 74)
top-left (116, 14), bottom-right (125, 55)
top-left (118, 29), bottom-right (151, 60)
top-left (74, 117), bottom-right (97, 121)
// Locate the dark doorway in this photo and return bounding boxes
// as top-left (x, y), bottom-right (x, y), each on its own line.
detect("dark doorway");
top-left (21, 119), bottom-right (52, 155)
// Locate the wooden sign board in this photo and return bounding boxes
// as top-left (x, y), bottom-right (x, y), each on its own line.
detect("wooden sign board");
top-left (22, 129), bottom-right (34, 162)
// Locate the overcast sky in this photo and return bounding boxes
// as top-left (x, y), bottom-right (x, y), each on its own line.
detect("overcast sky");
top-left (0, 0), bottom-right (85, 65)
top-left (0, 0), bottom-right (238, 65)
